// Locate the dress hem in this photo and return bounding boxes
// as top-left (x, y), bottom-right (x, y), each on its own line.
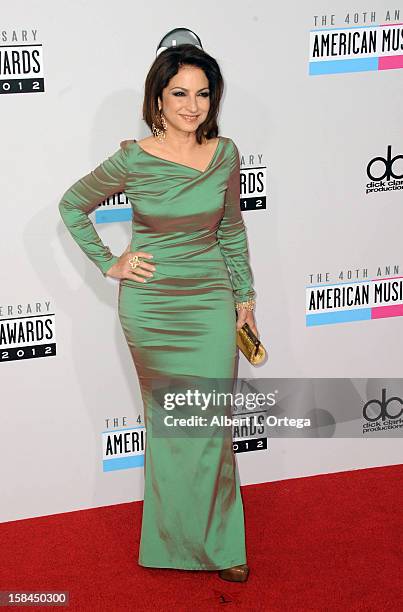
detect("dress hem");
top-left (138, 557), bottom-right (247, 571)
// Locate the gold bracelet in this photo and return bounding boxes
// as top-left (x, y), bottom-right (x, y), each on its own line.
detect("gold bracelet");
top-left (235, 298), bottom-right (256, 311)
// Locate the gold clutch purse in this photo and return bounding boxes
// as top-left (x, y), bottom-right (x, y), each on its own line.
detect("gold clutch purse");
top-left (236, 322), bottom-right (266, 365)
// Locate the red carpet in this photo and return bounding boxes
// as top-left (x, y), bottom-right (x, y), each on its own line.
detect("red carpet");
top-left (0, 464), bottom-right (402, 611)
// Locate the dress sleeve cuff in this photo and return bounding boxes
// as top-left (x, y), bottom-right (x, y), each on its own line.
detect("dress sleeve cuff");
top-left (100, 255), bottom-right (120, 277)
top-left (234, 289), bottom-right (257, 304)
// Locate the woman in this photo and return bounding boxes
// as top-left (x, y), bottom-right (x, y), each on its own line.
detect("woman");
top-left (58, 43), bottom-right (258, 582)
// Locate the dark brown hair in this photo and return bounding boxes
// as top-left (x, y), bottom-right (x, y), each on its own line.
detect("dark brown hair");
top-left (142, 43), bottom-right (224, 145)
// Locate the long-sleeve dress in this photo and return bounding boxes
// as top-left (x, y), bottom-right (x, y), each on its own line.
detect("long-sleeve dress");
top-left (58, 135), bottom-right (256, 570)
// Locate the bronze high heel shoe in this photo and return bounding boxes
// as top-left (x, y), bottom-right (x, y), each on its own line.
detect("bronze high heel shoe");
top-left (218, 563), bottom-right (250, 582)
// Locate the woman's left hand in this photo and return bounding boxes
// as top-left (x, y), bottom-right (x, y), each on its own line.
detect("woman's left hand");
top-left (236, 307), bottom-right (259, 337)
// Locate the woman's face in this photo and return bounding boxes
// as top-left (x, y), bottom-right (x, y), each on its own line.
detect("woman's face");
top-left (158, 64), bottom-right (211, 136)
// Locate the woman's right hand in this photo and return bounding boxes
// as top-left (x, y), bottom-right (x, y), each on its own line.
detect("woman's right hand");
top-left (105, 250), bottom-right (156, 282)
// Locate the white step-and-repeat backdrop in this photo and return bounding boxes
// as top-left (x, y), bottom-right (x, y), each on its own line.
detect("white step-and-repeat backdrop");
top-left (1, 1), bottom-right (402, 522)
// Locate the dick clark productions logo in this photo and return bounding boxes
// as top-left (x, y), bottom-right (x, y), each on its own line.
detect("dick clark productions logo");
top-left (367, 145), bottom-right (403, 182)
top-left (363, 388), bottom-right (403, 423)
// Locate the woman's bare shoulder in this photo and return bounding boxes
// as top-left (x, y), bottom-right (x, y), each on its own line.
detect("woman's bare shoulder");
top-left (119, 135), bottom-right (230, 156)
top-left (137, 136), bottom-right (154, 145)
top-left (135, 136), bottom-right (158, 154)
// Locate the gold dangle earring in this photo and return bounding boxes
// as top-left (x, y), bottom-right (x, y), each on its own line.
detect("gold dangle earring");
top-left (152, 108), bottom-right (167, 142)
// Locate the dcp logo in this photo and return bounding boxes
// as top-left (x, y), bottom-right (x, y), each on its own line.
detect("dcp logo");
top-left (367, 145), bottom-right (403, 181)
top-left (363, 388), bottom-right (403, 422)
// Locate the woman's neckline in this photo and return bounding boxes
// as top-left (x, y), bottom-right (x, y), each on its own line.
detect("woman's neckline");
top-left (134, 136), bottom-right (223, 174)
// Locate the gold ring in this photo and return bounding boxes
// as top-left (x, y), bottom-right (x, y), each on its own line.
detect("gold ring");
top-left (129, 255), bottom-right (140, 270)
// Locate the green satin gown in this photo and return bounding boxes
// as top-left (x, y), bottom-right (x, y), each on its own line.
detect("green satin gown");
top-left (58, 135), bottom-right (256, 570)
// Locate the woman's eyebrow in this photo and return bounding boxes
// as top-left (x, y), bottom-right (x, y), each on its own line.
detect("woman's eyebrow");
top-left (169, 87), bottom-right (209, 92)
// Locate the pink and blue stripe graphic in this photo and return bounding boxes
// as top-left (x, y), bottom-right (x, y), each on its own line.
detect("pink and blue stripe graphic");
top-left (309, 23), bottom-right (403, 75)
top-left (306, 276), bottom-right (403, 326)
